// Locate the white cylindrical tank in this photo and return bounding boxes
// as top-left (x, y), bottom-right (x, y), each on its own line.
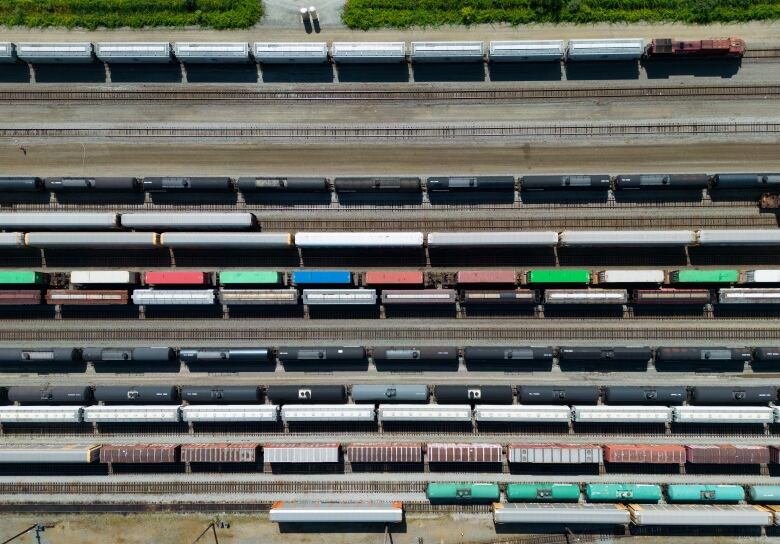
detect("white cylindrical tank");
top-left (309, 7), bottom-right (319, 20)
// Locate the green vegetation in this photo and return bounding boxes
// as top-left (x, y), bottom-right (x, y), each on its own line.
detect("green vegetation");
top-left (342, 0), bottom-right (780, 30)
top-left (0, 0), bottom-right (262, 30)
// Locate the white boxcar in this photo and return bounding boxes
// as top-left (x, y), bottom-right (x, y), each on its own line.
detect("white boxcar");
top-left (302, 289), bottom-right (377, 305)
top-left (489, 40), bottom-right (564, 62)
top-left (181, 404), bottom-right (278, 422)
top-left (699, 229), bottom-right (780, 245)
top-left (70, 270), bottom-right (137, 285)
top-left (0, 233), bottom-right (26, 248)
top-left (573, 405), bottom-right (672, 424)
top-left (0, 405), bottom-right (83, 423)
top-left (544, 289), bottom-right (628, 304)
top-left (331, 42), bottom-right (406, 63)
top-left (16, 42), bottom-right (93, 63)
top-left (121, 213), bottom-right (254, 230)
top-left (0, 444), bottom-right (99, 463)
top-left (507, 444), bottom-right (603, 464)
top-left (263, 443), bottom-right (339, 463)
top-left (82, 405), bottom-right (181, 423)
top-left (0, 42), bottom-right (15, 63)
top-left (745, 270), bottom-right (780, 283)
top-left (270, 502), bottom-right (403, 523)
top-left (411, 41), bottom-right (484, 62)
top-left (630, 504), bottom-right (773, 526)
top-left (494, 504), bottom-right (630, 525)
top-left (474, 405), bottom-right (570, 423)
top-left (95, 42), bottom-right (172, 63)
top-left (253, 42), bottom-right (328, 63)
top-left (566, 39), bottom-right (644, 61)
top-left (427, 231), bottom-right (558, 247)
top-left (719, 288), bottom-right (780, 304)
top-left (295, 232), bottom-right (423, 248)
top-left (560, 230), bottom-right (695, 246)
top-left (673, 406), bottom-right (774, 424)
top-left (0, 212), bottom-right (118, 229)
top-left (378, 403), bottom-right (471, 422)
top-left (174, 42), bottom-right (250, 63)
top-left (281, 404), bottom-right (375, 422)
top-left (131, 289), bottom-right (215, 305)
top-left (160, 232), bottom-right (291, 249)
top-left (597, 269), bottom-right (665, 284)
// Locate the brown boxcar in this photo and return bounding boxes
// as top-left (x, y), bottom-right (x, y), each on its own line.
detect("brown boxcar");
top-left (426, 443), bottom-right (502, 463)
top-left (768, 446), bottom-right (780, 464)
top-left (180, 443), bottom-right (259, 463)
top-left (0, 290), bottom-right (41, 305)
top-left (603, 444), bottom-right (685, 464)
top-left (99, 444), bottom-right (178, 464)
top-left (46, 290), bottom-right (129, 305)
top-left (346, 443), bottom-right (422, 463)
top-left (456, 270), bottom-right (517, 285)
top-left (364, 271), bottom-right (424, 286)
top-left (686, 444), bottom-right (769, 464)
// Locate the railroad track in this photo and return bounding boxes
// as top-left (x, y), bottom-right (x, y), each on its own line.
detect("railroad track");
top-left (2, 121), bottom-right (779, 140)
top-left (2, 83), bottom-right (780, 103)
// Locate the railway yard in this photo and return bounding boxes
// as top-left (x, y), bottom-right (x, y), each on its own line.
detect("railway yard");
top-left (2, 23), bottom-right (780, 544)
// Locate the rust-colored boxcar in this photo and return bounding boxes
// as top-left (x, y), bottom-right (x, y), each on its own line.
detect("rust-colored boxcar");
top-left (180, 443), bottom-right (259, 463)
top-left (346, 443), bottom-right (422, 463)
top-left (603, 444), bottom-right (685, 464)
top-left (685, 444), bottom-right (769, 464)
top-left (426, 443), bottom-right (502, 463)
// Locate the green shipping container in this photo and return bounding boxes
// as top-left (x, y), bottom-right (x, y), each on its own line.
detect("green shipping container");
top-left (670, 269), bottom-right (739, 284)
top-left (506, 483), bottom-right (580, 502)
top-left (585, 484), bottom-right (661, 503)
top-left (666, 485), bottom-right (744, 503)
top-left (218, 271), bottom-right (281, 285)
top-left (426, 483), bottom-right (500, 503)
top-left (526, 269), bottom-right (590, 284)
top-left (749, 486), bottom-right (780, 503)
top-left (0, 271), bottom-right (43, 285)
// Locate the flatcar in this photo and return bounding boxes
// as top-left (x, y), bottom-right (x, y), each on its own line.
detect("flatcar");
top-left (178, 348), bottom-right (270, 364)
top-left (426, 176), bottom-right (515, 192)
top-left (277, 346), bottom-right (366, 362)
top-left (372, 346), bottom-right (458, 361)
top-left (43, 177), bottom-right (138, 192)
top-left (614, 174), bottom-right (709, 190)
top-left (236, 177), bottom-right (328, 192)
top-left (646, 37), bottom-right (746, 58)
top-left (333, 177), bottom-right (421, 193)
top-left (141, 176), bottom-right (232, 192)
top-left (520, 174), bottom-right (611, 190)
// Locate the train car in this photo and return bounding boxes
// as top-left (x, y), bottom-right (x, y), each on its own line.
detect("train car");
top-left (0, 177), bottom-right (42, 192)
top-left (690, 386), bottom-right (776, 405)
top-left (173, 42), bottom-right (251, 63)
top-left (180, 443), bottom-right (260, 463)
top-left (456, 270), bottom-right (517, 285)
top-left (141, 176), bottom-right (232, 192)
top-left (0, 444), bottom-right (99, 464)
top-left (178, 348), bottom-right (270, 364)
top-left (505, 483), bottom-right (580, 502)
top-left (0, 212), bottom-right (118, 230)
top-left (410, 42), bottom-right (484, 63)
top-left (218, 271), bottom-right (282, 285)
top-left (749, 486), bottom-right (780, 503)
top-left (263, 443), bottom-right (339, 463)
top-left (673, 406), bottom-right (774, 424)
top-left (291, 270), bottom-right (352, 286)
top-left (48, 288), bottom-right (154, 306)
top-left (646, 37), bottom-right (746, 58)
top-left (181, 404), bottom-right (278, 423)
top-left (269, 502), bottom-right (403, 523)
top-left (333, 177), bottom-right (421, 192)
top-left (744, 270), bottom-right (780, 284)
top-left (218, 289), bottom-right (299, 305)
top-left (713, 173), bottom-right (780, 189)
top-left (7, 385), bottom-right (92, 405)
top-left (567, 39), bottom-right (645, 61)
top-left (699, 230), bottom-right (780, 246)
top-left (719, 288), bottom-right (780, 304)
top-left (434, 385), bottom-right (513, 405)
top-left (520, 175), bottom-right (611, 190)
top-left (667, 485), bottom-right (745, 503)
top-left (613, 174), bottom-right (709, 190)
top-left (0, 348), bottom-right (79, 364)
top-left (603, 444), bottom-right (686, 464)
top-left (302, 289), bottom-right (377, 305)
top-left (488, 40), bottom-right (564, 62)
top-left (26, 232), bottom-right (158, 249)
top-left (633, 289), bottom-right (712, 305)
top-left (16, 42), bottom-right (94, 63)
top-left (121, 213), bottom-right (253, 230)
top-left (95, 42), bottom-right (172, 63)
top-left (363, 271), bottom-right (424, 286)
top-left (474, 405), bottom-right (571, 423)
top-left (426, 483), bottom-right (499, 503)
top-left (82, 347), bottom-right (176, 363)
top-left (180, 386), bottom-right (261, 404)
top-left (92, 385), bottom-right (177, 404)
top-left (0, 290), bottom-right (42, 305)
top-left (462, 290), bottom-right (539, 304)
top-left (560, 230), bottom-right (696, 247)
top-left (544, 289), bottom-right (628, 304)
top-left (685, 445), bottom-right (769, 465)
top-left (277, 346), bottom-right (366, 362)
top-left (525, 269), bottom-right (590, 284)
top-left (372, 346), bottom-right (458, 362)
top-left (330, 42), bottom-right (406, 63)
top-left (519, 385), bottom-right (599, 405)
top-left (350, 384), bottom-right (428, 403)
top-left (0, 405), bottom-right (83, 424)
top-left (294, 232), bottom-right (423, 248)
top-left (463, 347), bottom-right (554, 363)
top-left (0, 271), bottom-right (44, 285)
top-left (43, 177), bottom-right (138, 192)
top-left (558, 347), bottom-right (652, 361)
top-left (377, 404), bottom-right (471, 422)
top-left (236, 176), bottom-right (328, 192)
top-left (426, 443), bottom-right (502, 463)
top-left (99, 444), bottom-right (179, 464)
top-left (160, 232), bottom-right (291, 249)
top-left (597, 269), bottom-right (665, 284)
top-left (143, 271), bottom-right (209, 286)
top-left (280, 404), bottom-right (375, 423)
top-left (506, 444), bottom-right (603, 464)
top-left (83, 405), bottom-right (181, 423)
top-left (427, 232), bottom-right (558, 247)
top-left (69, 271), bottom-right (137, 285)
top-left (585, 484), bottom-right (662, 503)
top-left (669, 269), bottom-right (739, 284)
top-left (252, 42), bottom-right (328, 64)
top-left (0, 233), bottom-right (25, 249)
top-left (629, 504), bottom-right (772, 527)
top-left (655, 347), bottom-right (753, 364)
top-left (266, 385), bottom-right (346, 404)
top-left (604, 386), bottom-right (686, 405)
top-left (754, 347), bottom-right (780, 361)
top-left (493, 504), bottom-right (630, 525)
top-left (381, 289), bottom-right (457, 305)
top-left (572, 405), bottom-right (672, 424)
top-left (131, 289), bottom-right (215, 305)
top-left (346, 443), bottom-right (423, 464)
top-left (425, 176), bottom-right (515, 192)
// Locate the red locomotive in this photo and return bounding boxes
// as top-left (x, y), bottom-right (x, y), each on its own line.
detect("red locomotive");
top-left (646, 37), bottom-right (746, 58)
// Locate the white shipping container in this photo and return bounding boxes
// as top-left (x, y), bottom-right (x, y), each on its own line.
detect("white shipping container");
top-left (295, 232), bottom-right (423, 248)
top-left (573, 405), bottom-right (672, 423)
top-left (70, 270), bottom-right (136, 285)
top-left (507, 444), bottom-right (603, 464)
top-left (83, 405), bottom-right (181, 423)
top-left (378, 404), bottom-right (472, 422)
top-left (0, 405), bottom-right (83, 423)
top-left (181, 405), bottom-right (278, 422)
top-left (302, 289), bottom-right (377, 305)
top-left (560, 230), bottom-right (695, 246)
top-left (474, 405), bottom-right (570, 423)
top-left (598, 269), bottom-right (665, 284)
top-left (746, 270), bottom-right (780, 283)
top-left (281, 404), bottom-right (375, 422)
top-left (674, 406), bottom-right (774, 424)
top-left (263, 444), bottom-right (339, 463)
top-left (544, 289), bottom-right (628, 304)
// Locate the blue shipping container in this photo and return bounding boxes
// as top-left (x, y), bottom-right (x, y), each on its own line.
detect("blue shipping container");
top-left (292, 270), bottom-right (352, 285)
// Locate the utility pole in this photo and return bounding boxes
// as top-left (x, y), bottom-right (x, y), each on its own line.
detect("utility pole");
top-left (1, 523), bottom-right (50, 544)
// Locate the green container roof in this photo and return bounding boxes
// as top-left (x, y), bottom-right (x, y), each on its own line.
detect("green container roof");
top-left (506, 483), bottom-right (580, 502)
top-left (526, 269), bottom-right (590, 284)
top-left (671, 269), bottom-right (739, 283)
top-left (218, 271), bottom-right (281, 284)
top-left (0, 271), bottom-right (43, 284)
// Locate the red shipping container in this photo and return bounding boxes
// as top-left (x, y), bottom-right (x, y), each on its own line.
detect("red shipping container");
top-left (426, 443), bottom-right (502, 463)
top-left (0, 290), bottom-right (41, 305)
top-left (456, 270), bottom-right (517, 285)
top-left (181, 443), bottom-right (259, 463)
top-left (99, 444), bottom-right (178, 464)
top-left (364, 271), bottom-right (424, 286)
top-left (144, 271), bottom-right (207, 285)
top-left (685, 444), bottom-right (769, 465)
top-left (603, 444), bottom-right (685, 464)
top-left (346, 443), bottom-right (422, 463)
